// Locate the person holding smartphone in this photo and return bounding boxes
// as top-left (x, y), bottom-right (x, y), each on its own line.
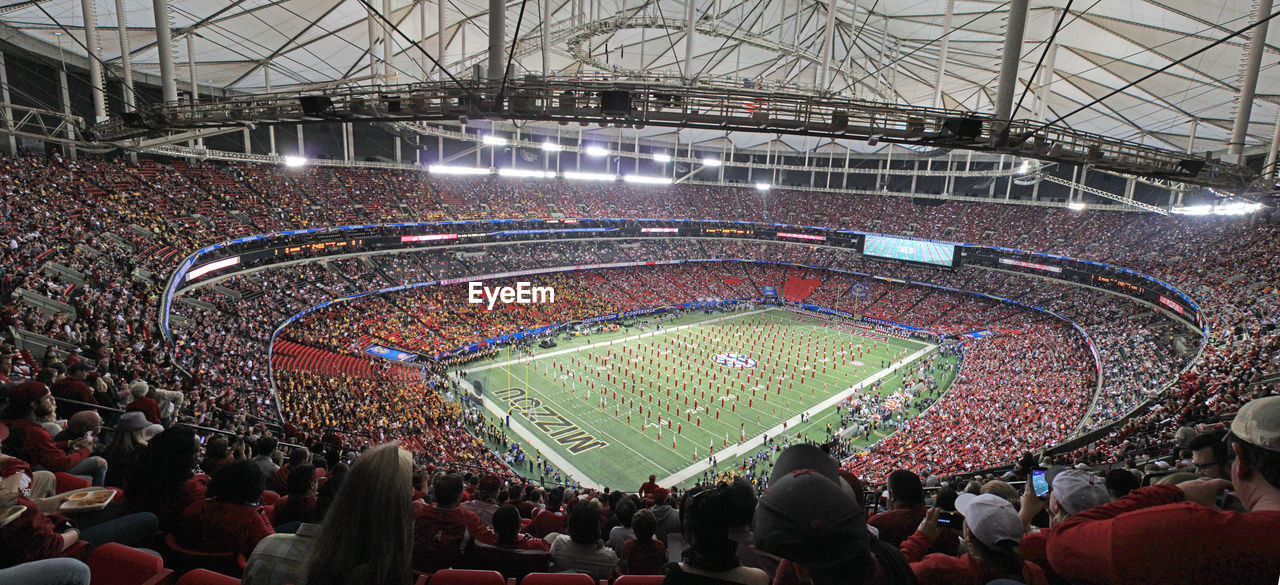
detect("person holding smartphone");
top-left (1046, 396), bottom-right (1280, 585)
top-left (1017, 468), bottom-right (1110, 585)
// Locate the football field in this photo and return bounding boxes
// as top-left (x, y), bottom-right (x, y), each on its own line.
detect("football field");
top-left (465, 307), bottom-right (937, 490)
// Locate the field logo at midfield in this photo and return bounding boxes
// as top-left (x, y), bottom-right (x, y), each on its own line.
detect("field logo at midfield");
top-left (711, 352), bottom-right (757, 368)
top-left (493, 387), bottom-right (608, 454)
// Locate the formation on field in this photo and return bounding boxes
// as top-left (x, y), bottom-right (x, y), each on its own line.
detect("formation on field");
top-left (471, 308), bottom-right (940, 488)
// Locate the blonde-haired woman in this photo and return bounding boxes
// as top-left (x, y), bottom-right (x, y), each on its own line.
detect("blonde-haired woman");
top-left (300, 443), bottom-right (414, 585)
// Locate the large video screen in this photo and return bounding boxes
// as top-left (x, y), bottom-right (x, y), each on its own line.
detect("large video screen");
top-left (862, 234), bottom-right (956, 267)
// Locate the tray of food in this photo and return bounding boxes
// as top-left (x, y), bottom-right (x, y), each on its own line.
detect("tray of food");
top-left (60, 488), bottom-right (114, 512)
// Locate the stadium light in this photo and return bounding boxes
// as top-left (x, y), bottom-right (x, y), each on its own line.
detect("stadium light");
top-left (623, 175), bottom-right (673, 185)
top-left (755, 183), bottom-right (771, 191)
top-left (563, 171), bottom-right (617, 182)
top-left (584, 146), bottom-right (610, 157)
top-left (701, 157), bottom-right (722, 167)
top-left (1171, 202), bottom-right (1262, 216)
top-left (653, 153), bottom-right (673, 163)
top-left (482, 135), bottom-right (507, 146)
top-left (541, 141), bottom-right (562, 152)
top-left (498, 168), bottom-right (555, 179)
top-left (283, 155), bottom-right (307, 167)
top-left (1068, 201), bottom-right (1086, 211)
top-left (1017, 159), bottom-right (1032, 175)
top-left (428, 165), bottom-right (490, 175)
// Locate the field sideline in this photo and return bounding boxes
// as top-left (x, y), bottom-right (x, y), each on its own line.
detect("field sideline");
top-left (466, 307), bottom-right (935, 489)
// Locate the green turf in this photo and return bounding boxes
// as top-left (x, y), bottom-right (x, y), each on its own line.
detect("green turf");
top-left (467, 308), bottom-right (933, 490)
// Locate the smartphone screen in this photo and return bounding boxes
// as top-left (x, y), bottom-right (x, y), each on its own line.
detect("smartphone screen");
top-left (1032, 469), bottom-right (1050, 497)
top-left (936, 511), bottom-right (961, 527)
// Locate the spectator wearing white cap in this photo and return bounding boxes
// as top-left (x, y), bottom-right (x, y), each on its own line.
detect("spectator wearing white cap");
top-left (902, 493), bottom-right (1048, 585)
top-left (1046, 395), bottom-right (1280, 585)
top-left (1017, 468), bottom-right (1110, 585)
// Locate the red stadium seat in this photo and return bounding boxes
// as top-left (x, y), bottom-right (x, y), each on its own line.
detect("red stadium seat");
top-left (175, 569), bottom-right (241, 585)
top-left (87, 543), bottom-right (174, 585)
top-left (520, 573), bottom-right (596, 585)
top-left (426, 569), bottom-right (509, 585)
top-left (614, 576), bottom-right (664, 585)
top-left (163, 533), bottom-right (246, 578)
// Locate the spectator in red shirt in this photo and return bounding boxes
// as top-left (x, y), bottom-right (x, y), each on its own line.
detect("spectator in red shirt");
top-left (472, 504), bottom-right (550, 580)
top-left (123, 382), bottom-right (161, 426)
top-left (271, 448), bottom-right (311, 494)
top-left (412, 472), bottom-right (497, 572)
top-left (1046, 396), bottom-right (1280, 585)
top-left (0, 381), bottom-right (105, 485)
top-left (868, 469), bottom-right (927, 548)
top-left (515, 487), bottom-right (542, 519)
top-left (1016, 468), bottom-right (1111, 585)
top-left (180, 458), bottom-right (275, 559)
top-left (125, 426), bottom-right (207, 531)
top-left (49, 362), bottom-right (95, 418)
top-left (902, 493), bottom-right (1048, 585)
top-left (639, 474), bottom-right (659, 497)
top-left (621, 508), bottom-right (666, 575)
top-left (199, 435), bottom-right (235, 477)
top-left (525, 487), bottom-right (567, 538)
top-left (298, 442), bottom-right (414, 585)
top-left (272, 464), bottom-right (318, 528)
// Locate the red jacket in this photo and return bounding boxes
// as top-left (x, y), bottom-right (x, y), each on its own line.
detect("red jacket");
top-left (1046, 484), bottom-right (1280, 585)
top-left (180, 499), bottom-right (274, 558)
top-left (50, 379), bottom-right (95, 404)
top-left (0, 495), bottom-right (70, 568)
top-left (0, 418), bottom-right (91, 472)
top-left (868, 506), bottom-right (926, 548)
top-left (412, 504), bottom-right (498, 573)
top-left (1019, 529), bottom-right (1071, 585)
top-left (900, 530), bottom-right (1048, 585)
top-left (525, 509), bottom-right (567, 538)
top-left (125, 396), bottom-right (162, 424)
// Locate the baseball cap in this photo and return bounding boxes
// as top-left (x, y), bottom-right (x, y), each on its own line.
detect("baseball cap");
top-left (954, 493), bottom-right (1024, 548)
top-left (1228, 396), bottom-right (1280, 452)
top-left (9, 381), bottom-right (50, 408)
top-left (1048, 469), bottom-right (1110, 516)
top-left (756, 468), bottom-right (871, 585)
top-left (651, 487), bottom-right (670, 504)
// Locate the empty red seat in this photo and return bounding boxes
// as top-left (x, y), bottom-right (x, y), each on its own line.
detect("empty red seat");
top-left (163, 533), bottom-right (246, 578)
top-left (427, 569), bottom-right (508, 585)
top-left (87, 543), bottom-right (174, 585)
top-left (175, 569), bottom-right (241, 585)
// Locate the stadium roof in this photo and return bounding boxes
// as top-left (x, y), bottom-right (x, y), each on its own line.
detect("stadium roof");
top-left (3, 0), bottom-right (1280, 155)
